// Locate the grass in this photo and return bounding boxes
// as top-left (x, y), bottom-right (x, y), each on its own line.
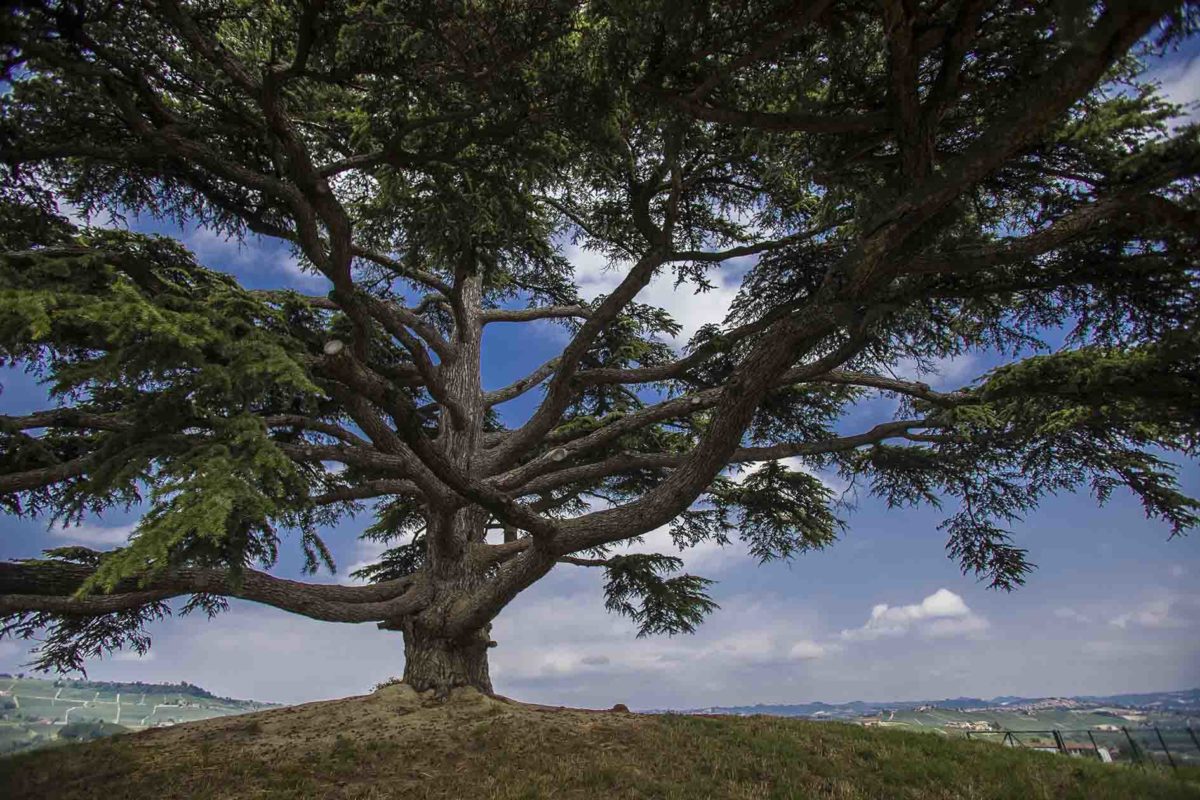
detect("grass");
top-left (1, 684), bottom-right (1197, 800)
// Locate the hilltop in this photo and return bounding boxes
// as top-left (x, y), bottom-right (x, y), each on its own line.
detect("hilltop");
top-left (2, 684), bottom-right (1197, 800)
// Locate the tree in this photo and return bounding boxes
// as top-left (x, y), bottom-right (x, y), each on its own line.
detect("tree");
top-left (0, 0), bottom-right (1197, 696)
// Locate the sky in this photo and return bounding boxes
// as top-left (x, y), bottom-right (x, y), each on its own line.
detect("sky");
top-left (2, 37), bottom-right (1199, 712)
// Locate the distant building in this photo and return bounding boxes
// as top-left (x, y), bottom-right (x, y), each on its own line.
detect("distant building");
top-left (1063, 743), bottom-right (1097, 757)
top-left (946, 721), bottom-right (994, 731)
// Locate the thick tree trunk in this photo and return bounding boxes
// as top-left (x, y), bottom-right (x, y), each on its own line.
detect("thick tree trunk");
top-left (400, 270), bottom-right (498, 698)
top-left (401, 622), bottom-right (494, 696)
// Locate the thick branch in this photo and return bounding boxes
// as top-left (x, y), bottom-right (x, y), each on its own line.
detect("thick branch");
top-left (905, 184), bottom-right (1200, 278)
top-left (480, 306), bottom-right (591, 324)
top-left (264, 415), bottom-right (371, 447)
top-left (811, 370), bottom-right (968, 407)
top-left (357, 293), bottom-right (454, 363)
top-left (310, 479), bottom-right (422, 505)
top-left (883, 0), bottom-right (929, 180)
top-left (0, 458), bottom-right (91, 495)
top-left (484, 357), bottom-right (560, 408)
top-left (487, 247), bottom-right (669, 469)
top-left (847, 0), bottom-right (1172, 294)
top-left (0, 410), bottom-right (131, 432)
top-left (514, 419), bottom-right (934, 500)
top-left (0, 560), bottom-right (426, 624)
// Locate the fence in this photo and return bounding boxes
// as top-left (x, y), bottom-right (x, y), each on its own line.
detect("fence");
top-left (964, 725), bottom-right (1200, 771)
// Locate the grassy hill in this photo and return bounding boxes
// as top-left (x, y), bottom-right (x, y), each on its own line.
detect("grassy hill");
top-left (0, 676), bottom-right (275, 755)
top-left (1, 684), bottom-right (1197, 800)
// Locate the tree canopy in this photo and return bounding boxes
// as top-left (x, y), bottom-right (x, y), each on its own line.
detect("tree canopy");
top-left (0, 0), bottom-right (1197, 694)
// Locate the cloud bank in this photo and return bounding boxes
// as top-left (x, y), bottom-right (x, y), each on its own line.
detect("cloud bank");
top-left (840, 589), bottom-right (989, 642)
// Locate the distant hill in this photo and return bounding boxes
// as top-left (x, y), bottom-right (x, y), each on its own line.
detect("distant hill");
top-left (662, 688), bottom-right (1200, 718)
top-left (1073, 690), bottom-right (1200, 712)
top-left (0, 675), bottom-right (254, 706)
top-left (0, 676), bottom-right (275, 756)
top-left (3, 685), bottom-right (1197, 800)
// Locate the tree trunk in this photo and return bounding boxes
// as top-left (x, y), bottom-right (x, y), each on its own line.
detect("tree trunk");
top-left (402, 269), bottom-right (497, 698)
top-left (401, 621), bottom-right (494, 696)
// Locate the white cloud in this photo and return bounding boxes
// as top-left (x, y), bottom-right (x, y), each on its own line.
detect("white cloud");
top-left (50, 521), bottom-right (136, 547)
top-left (923, 615), bottom-right (990, 639)
top-left (788, 640), bottom-right (829, 661)
top-left (1109, 597), bottom-right (1196, 630)
top-left (1151, 55), bottom-right (1200, 126)
top-left (566, 244), bottom-right (743, 347)
top-left (1053, 607), bottom-right (1092, 624)
top-left (184, 227), bottom-right (330, 291)
top-left (489, 584), bottom-right (830, 697)
top-left (892, 354), bottom-right (978, 391)
top-left (57, 200), bottom-right (116, 229)
top-left (616, 523), bottom-right (742, 575)
top-left (109, 650), bottom-right (156, 663)
top-left (840, 588), bottom-right (989, 642)
top-left (343, 536), bottom-right (395, 586)
top-left (578, 458), bottom-right (849, 578)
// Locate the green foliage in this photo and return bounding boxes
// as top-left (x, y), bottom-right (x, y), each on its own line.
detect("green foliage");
top-left (58, 720), bottom-right (130, 741)
top-left (350, 534), bottom-right (427, 584)
top-left (1, 596), bottom-right (169, 674)
top-left (84, 414), bottom-right (327, 593)
top-left (850, 332), bottom-right (1200, 589)
top-left (0, 0), bottom-right (1197, 666)
top-left (723, 462), bottom-right (842, 563)
top-left (0, 225), bottom-right (353, 588)
top-left (746, 384), bottom-right (861, 447)
top-left (975, 331), bottom-right (1200, 446)
top-left (351, 496), bottom-right (427, 583)
top-left (664, 464), bottom-right (841, 567)
top-left (602, 554), bottom-right (718, 637)
top-left (0, 231), bottom-right (318, 401)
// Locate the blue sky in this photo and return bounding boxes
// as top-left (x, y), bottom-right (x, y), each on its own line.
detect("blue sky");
top-left (2, 41), bottom-right (1199, 710)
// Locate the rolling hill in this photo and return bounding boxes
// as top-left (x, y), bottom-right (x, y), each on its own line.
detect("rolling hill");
top-left (1, 684), bottom-right (1198, 799)
top-left (0, 675), bottom-right (274, 755)
top-left (671, 688), bottom-right (1200, 719)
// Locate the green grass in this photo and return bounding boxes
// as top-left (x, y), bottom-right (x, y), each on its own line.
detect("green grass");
top-left (1, 685), bottom-right (1197, 800)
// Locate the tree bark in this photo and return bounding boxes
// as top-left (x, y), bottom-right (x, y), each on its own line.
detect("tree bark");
top-left (393, 267), bottom-right (498, 698)
top-left (401, 621), bottom-right (494, 696)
